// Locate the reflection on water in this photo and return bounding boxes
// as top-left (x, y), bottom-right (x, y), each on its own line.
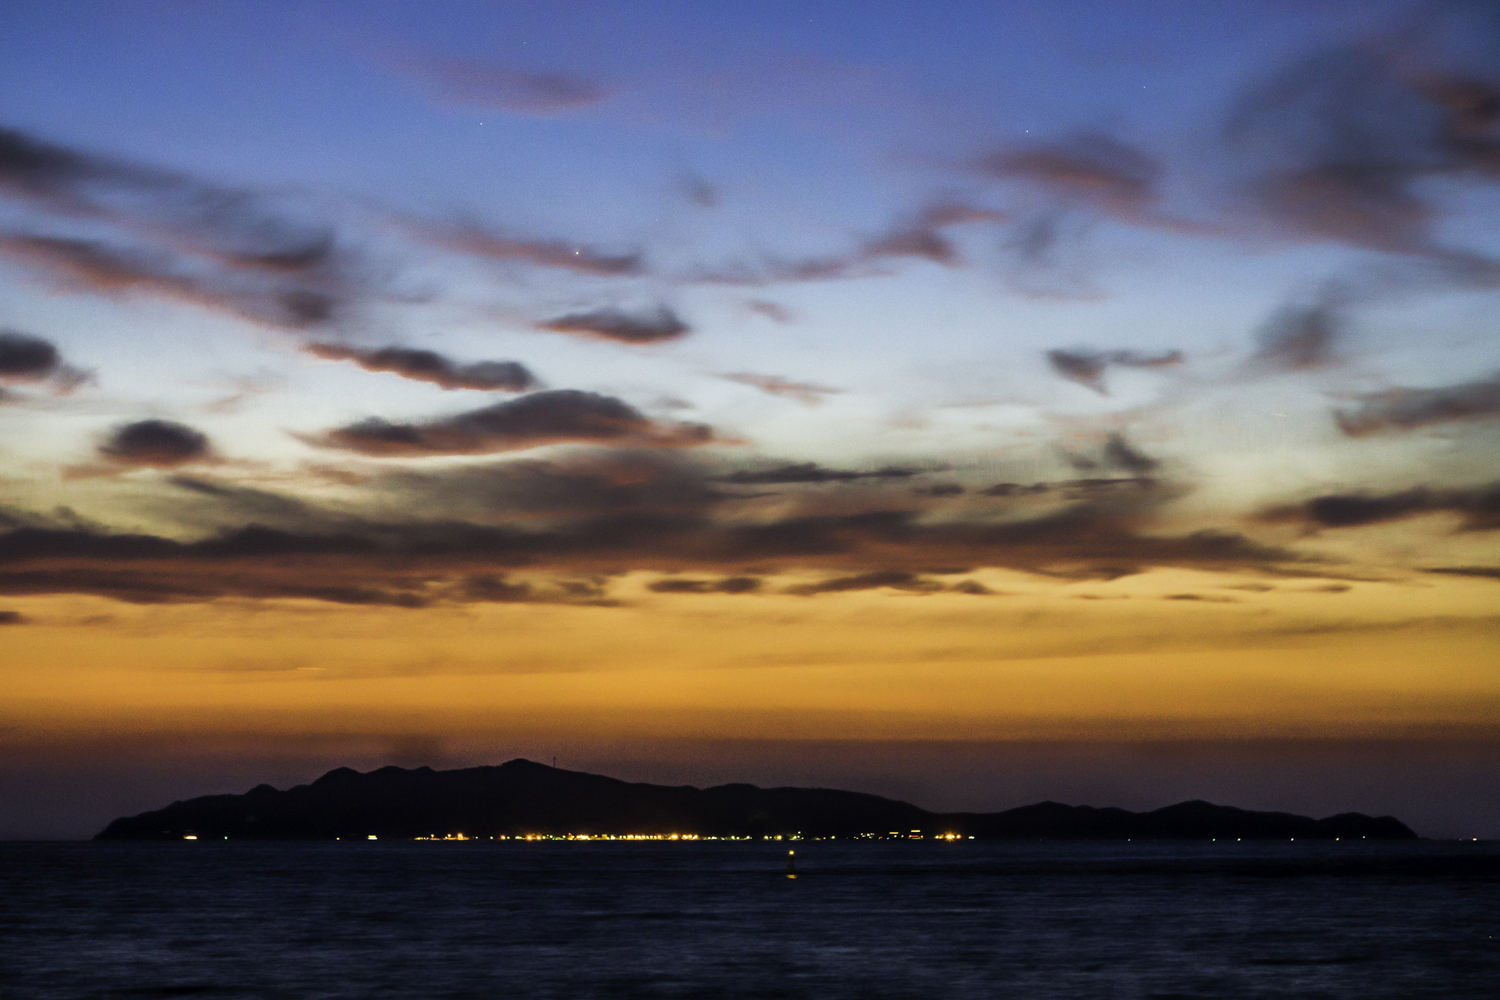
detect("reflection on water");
top-left (1, 841), bottom-right (1496, 998)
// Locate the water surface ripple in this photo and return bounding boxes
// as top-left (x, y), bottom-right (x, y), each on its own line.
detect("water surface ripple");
top-left (1, 841), bottom-right (1496, 998)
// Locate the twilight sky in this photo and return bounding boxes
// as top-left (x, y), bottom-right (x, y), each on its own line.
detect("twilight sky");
top-left (2, 0), bottom-right (1498, 838)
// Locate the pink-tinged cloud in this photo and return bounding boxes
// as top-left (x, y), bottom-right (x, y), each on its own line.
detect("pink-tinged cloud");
top-left (720, 372), bottom-right (841, 406)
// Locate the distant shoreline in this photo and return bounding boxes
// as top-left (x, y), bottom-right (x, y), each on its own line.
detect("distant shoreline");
top-left (95, 758), bottom-right (1419, 842)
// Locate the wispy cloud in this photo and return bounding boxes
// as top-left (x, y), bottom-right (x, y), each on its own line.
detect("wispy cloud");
top-left (978, 133), bottom-right (1163, 221)
top-left (684, 200), bottom-right (1008, 286)
top-left (1222, 36), bottom-right (1500, 274)
top-left (1246, 294), bottom-right (1345, 373)
top-left (720, 372), bottom-right (841, 406)
top-left (399, 218), bottom-right (644, 277)
top-left (1334, 374), bottom-right (1500, 436)
top-left (714, 462), bottom-right (922, 485)
top-left (1258, 483), bottom-right (1500, 532)
top-left (0, 234), bottom-right (339, 328)
top-left (397, 57), bottom-right (612, 116)
top-left (1045, 347), bottom-right (1183, 394)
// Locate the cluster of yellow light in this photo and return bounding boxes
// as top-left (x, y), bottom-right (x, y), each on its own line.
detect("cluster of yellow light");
top-left (848, 831), bottom-right (974, 840)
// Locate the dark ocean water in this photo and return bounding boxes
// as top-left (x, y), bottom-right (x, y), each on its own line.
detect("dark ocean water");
top-left (1, 841), bottom-right (1496, 999)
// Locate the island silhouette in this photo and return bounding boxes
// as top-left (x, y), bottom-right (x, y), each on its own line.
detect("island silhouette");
top-left (95, 758), bottom-right (1417, 841)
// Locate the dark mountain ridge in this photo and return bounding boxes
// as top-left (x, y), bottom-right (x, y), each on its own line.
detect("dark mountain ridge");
top-left (95, 758), bottom-right (1417, 840)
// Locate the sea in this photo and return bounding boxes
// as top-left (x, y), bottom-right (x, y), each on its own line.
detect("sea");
top-left (1, 840), bottom-right (1496, 999)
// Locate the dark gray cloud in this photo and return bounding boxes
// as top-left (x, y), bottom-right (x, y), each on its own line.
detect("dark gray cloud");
top-left (318, 389), bottom-right (716, 457)
top-left (539, 306), bottom-right (690, 344)
top-left (0, 496), bottom-right (1303, 606)
top-left (0, 329), bottom-right (87, 394)
top-left (981, 482), bottom-right (1053, 497)
top-left (401, 219), bottom-right (643, 276)
top-left (715, 463), bottom-right (922, 485)
top-left (1334, 374), bottom-right (1500, 436)
top-left (1062, 434), bottom-right (1161, 477)
top-left (1046, 347), bottom-right (1183, 393)
top-left (0, 610), bottom-right (23, 625)
top-left (1423, 566), bottom-right (1500, 581)
top-left (982, 478), bottom-right (1159, 499)
top-left (1257, 482), bottom-right (1500, 532)
top-left (399, 58), bottom-right (611, 116)
top-left (1101, 433), bottom-right (1160, 475)
top-left (0, 329), bottom-right (59, 382)
top-left (648, 576), bottom-right (761, 595)
top-left (306, 343), bottom-right (537, 392)
top-left (1245, 289), bottom-right (1349, 373)
top-left (913, 483), bottom-right (964, 497)
top-left (100, 420), bottom-right (212, 469)
top-left (374, 451), bottom-right (723, 523)
top-left (720, 373), bottom-right (841, 406)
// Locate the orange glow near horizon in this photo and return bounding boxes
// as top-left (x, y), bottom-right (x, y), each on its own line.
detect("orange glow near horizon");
top-left (4, 569), bottom-right (1497, 755)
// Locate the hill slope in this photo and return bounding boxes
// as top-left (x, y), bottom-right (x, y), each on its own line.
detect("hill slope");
top-left (95, 759), bottom-right (1417, 841)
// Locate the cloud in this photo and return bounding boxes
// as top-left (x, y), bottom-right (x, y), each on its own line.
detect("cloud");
top-left (982, 478), bottom-right (1159, 499)
top-left (1046, 347), bottom-right (1184, 393)
top-left (685, 200), bottom-right (1008, 286)
top-left (0, 328), bottom-right (89, 393)
top-left (0, 234), bottom-right (338, 329)
top-left (539, 306), bottom-right (689, 344)
top-left (648, 576), bottom-right (761, 594)
top-left (680, 174), bottom-right (719, 209)
top-left (978, 133), bottom-right (1163, 220)
top-left (99, 420), bottom-right (213, 469)
top-left (0, 610), bottom-right (23, 625)
top-left (0, 329), bottom-right (59, 382)
top-left (1257, 483), bottom-right (1500, 532)
top-left (720, 373), bottom-right (841, 406)
top-left (316, 389), bottom-right (716, 457)
top-left (1334, 374), bottom-right (1500, 436)
top-left (0, 125), bottom-right (346, 290)
top-left (1101, 434), bottom-right (1160, 475)
top-left (1243, 287), bottom-right (1353, 374)
top-left (1062, 434), bottom-right (1161, 477)
top-left (0, 493), bottom-right (1304, 606)
top-left (398, 57), bottom-right (611, 116)
top-left (373, 450), bottom-right (723, 522)
top-left (1423, 566), bottom-right (1500, 581)
top-left (399, 219), bottom-right (643, 276)
top-left (981, 482), bottom-right (1053, 497)
top-left (715, 463), bottom-right (922, 485)
top-left (1222, 39), bottom-right (1500, 267)
top-left (913, 483), bottom-right (964, 497)
top-left (787, 570), bottom-right (947, 595)
top-left (305, 343), bottom-right (538, 392)
top-left (746, 300), bottom-right (794, 323)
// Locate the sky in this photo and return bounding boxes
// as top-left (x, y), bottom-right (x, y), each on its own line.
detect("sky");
top-left (1, 0), bottom-right (1498, 839)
